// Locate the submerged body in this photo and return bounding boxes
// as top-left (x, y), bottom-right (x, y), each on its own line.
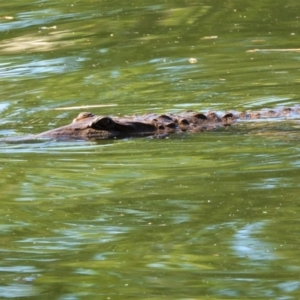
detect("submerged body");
top-left (2, 106), bottom-right (300, 141)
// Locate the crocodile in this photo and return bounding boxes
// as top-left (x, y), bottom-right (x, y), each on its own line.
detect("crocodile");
top-left (2, 106), bottom-right (300, 142)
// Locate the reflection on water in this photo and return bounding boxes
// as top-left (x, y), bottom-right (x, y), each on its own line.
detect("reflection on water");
top-left (0, 57), bottom-right (83, 78)
top-left (0, 102), bottom-right (9, 112)
top-left (0, 284), bottom-right (40, 298)
top-left (0, 33), bottom-right (75, 53)
top-left (232, 221), bottom-right (276, 262)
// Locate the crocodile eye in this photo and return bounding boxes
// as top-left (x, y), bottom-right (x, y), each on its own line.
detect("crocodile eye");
top-left (91, 117), bottom-right (114, 130)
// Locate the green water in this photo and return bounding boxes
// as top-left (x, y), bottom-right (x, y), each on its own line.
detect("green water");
top-left (1, 0), bottom-right (300, 299)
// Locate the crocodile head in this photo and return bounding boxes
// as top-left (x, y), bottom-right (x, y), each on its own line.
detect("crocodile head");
top-left (36, 112), bottom-right (159, 140)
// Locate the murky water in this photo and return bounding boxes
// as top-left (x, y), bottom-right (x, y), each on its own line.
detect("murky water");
top-left (1, 1), bottom-right (300, 299)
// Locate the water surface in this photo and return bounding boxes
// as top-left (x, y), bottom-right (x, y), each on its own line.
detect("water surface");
top-left (1, 0), bottom-right (300, 299)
